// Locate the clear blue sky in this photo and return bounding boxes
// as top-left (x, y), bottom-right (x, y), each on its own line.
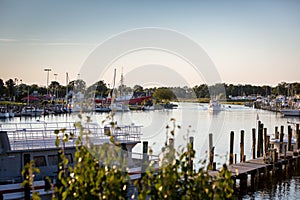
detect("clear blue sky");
top-left (0, 0), bottom-right (299, 87)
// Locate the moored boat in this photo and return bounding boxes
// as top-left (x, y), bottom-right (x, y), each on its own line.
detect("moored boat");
top-left (208, 99), bottom-right (223, 112)
top-left (0, 121), bottom-right (158, 198)
top-left (20, 106), bottom-right (43, 117)
top-left (280, 109), bottom-right (300, 117)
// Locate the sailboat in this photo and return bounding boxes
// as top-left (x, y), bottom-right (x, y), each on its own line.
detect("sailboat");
top-left (109, 69), bottom-right (130, 112)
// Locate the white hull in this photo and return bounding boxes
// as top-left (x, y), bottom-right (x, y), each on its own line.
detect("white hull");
top-left (208, 99), bottom-right (223, 112)
top-left (280, 109), bottom-right (300, 116)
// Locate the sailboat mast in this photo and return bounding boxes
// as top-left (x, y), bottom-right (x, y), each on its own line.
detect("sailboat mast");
top-left (111, 68), bottom-right (117, 104)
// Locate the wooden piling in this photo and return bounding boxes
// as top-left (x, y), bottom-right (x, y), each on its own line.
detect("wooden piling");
top-left (240, 130), bottom-right (245, 162)
top-left (263, 128), bottom-right (268, 154)
top-left (257, 121), bottom-right (261, 158)
top-left (275, 126), bottom-right (279, 139)
top-left (288, 125), bottom-right (292, 151)
top-left (257, 122), bottom-right (264, 157)
top-left (188, 136), bottom-right (194, 171)
top-left (280, 126), bottom-right (284, 154)
top-left (229, 131), bottom-right (234, 165)
top-left (296, 124), bottom-right (300, 150)
top-left (142, 141), bottom-right (149, 176)
top-left (252, 128), bottom-right (256, 159)
top-left (208, 133), bottom-right (215, 170)
top-left (209, 133), bottom-right (213, 151)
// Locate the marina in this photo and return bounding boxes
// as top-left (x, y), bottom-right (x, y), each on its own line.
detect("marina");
top-left (0, 102), bottom-right (299, 199)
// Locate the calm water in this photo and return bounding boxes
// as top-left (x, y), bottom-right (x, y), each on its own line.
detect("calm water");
top-left (1, 102), bottom-right (299, 199)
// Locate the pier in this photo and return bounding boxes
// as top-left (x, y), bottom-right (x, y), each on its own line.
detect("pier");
top-left (208, 121), bottom-right (300, 194)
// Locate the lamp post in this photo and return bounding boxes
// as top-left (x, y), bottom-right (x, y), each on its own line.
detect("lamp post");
top-left (44, 68), bottom-right (51, 96)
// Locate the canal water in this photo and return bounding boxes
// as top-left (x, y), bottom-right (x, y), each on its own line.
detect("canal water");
top-left (1, 102), bottom-right (299, 199)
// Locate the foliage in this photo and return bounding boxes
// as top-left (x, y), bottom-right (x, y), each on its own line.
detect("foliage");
top-left (21, 160), bottom-right (41, 200)
top-left (153, 87), bottom-right (177, 101)
top-left (53, 115), bottom-right (128, 200)
top-left (20, 116), bottom-right (234, 199)
top-left (135, 119), bottom-right (235, 200)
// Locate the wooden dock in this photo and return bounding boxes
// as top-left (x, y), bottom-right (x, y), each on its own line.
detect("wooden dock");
top-left (208, 121), bottom-right (300, 194)
top-left (209, 152), bottom-right (300, 191)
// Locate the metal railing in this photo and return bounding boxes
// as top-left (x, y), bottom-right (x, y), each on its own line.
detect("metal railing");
top-left (0, 122), bottom-right (142, 151)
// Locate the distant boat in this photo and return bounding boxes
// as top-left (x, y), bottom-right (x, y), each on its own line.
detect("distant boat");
top-left (0, 107), bottom-right (10, 118)
top-left (20, 106), bottom-right (43, 117)
top-left (280, 109), bottom-right (300, 117)
top-left (208, 99), bottom-right (223, 112)
top-left (94, 104), bottom-right (111, 113)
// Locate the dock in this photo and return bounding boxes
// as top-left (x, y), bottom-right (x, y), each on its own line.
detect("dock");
top-left (208, 121), bottom-right (300, 194)
top-left (209, 152), bottom-right (300, 192)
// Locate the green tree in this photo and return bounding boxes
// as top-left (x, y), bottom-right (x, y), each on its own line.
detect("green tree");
top-left (5, 78), bottom-right (16, 100)
top-left (0, 79), bottom-right (5, 97)
top-left (153, 87), bottom-right (177, 101)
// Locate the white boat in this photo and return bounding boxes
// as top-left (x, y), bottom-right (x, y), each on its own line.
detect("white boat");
top-left (0, 121), bottom-right (158, 198)
top-left (269, 137), bottom-right (297, 153)
top-left (110, 103), bottom-right (130, 112)
top-left (20, 106), bottom-right (43, 117)
top-left (280, 109), bottom-right (300, 117)
top-left (0, 107), bottom-right (9, 118)
top-left (109, 68), bottom-right (131, 112)
top-left (208, 99), bottom-right (223, 112)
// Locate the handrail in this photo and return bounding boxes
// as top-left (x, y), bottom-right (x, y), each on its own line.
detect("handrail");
top-left (0, 122), bottom-right (142, 151)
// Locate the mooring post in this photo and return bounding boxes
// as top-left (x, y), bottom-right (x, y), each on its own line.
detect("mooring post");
top-left (229, 131), bottom-right (234, 165)
top-left (142, 141), bottom-right (149, 176)
top-left (257, 121), bottom-right (264, 157)
top-left (288, 125), bottom-right (292, 151)
top-left (208, 133), bottom-right (215, 170)
top-left (257, 121), bottom-right (261, 158)
top-left (296, 124), bottom-right (300, 150)
top-left (260, 123), bottom-right (264, 156)
top-left (280, 126), bottom-right (284, 154)
top-left (240, 130), bottom-right (245, 162)
top-left (188, 136), bottom-right (194, 172)
top-left (252, 128), bottom-right (256, 159)
top-left (24, 153), bottom-right (31, 200)
top-left (275, 126), bottom-right (279, 139)
top-left (263, 128), bottom-right (268, 154)
top-left (209, 133), bottom-right (213, 151)
top-left (169, 138), bottom-right (175, 160)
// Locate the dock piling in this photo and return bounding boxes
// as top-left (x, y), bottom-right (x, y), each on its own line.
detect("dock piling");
top-left (288, 125), bottom-right (292, 151)
top-left (280, 126), bottom-right (284, 153)
top-left (263, 128), bottom-right (268, 154)
top-left (229, 131), bottom-right (234, 165)
top-left (296, 124), bottom-right (300, 150)
top-left (208, 133), bottom-right (215, 170)
top-left (240, 130), bottom-right (245, 162)
top-left (252, 128), bottom-right (256, 159)
top-left (188, 136), bottom-right (194, 172)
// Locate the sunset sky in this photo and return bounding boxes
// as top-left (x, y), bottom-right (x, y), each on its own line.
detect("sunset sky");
top-left (0, 0), bottom-right (299, 88)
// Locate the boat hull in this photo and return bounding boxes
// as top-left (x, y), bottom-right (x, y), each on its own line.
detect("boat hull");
top-left (280, 109), bottom-right (300, 116)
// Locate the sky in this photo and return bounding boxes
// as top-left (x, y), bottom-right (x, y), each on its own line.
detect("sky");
top-left (0, 0), bottom-right (300, 88)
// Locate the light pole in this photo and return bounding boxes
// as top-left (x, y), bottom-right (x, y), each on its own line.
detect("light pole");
top-left (44, 68), bottom-right (52, 96)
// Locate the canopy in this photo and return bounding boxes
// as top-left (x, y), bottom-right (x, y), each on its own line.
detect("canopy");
top-left (21, 95), bottom-right (40, 101)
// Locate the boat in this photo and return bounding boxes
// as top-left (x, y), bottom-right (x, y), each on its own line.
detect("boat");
top-left (110, 102), bottom-right (130, 112)
top-left (208, 99), bottom-right (223, 112)
top-left (280, 109), bottom-right (300, 117)
top-left (0, 121), bottom-right (158, 198)
top-left (94, 104), bottom-right (111, 113)
top-left (108, 69), bottom-right (131, 112)
top-left (20, 106), bottom-right (43, 117)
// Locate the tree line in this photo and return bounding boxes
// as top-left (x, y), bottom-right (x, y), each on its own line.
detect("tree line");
top-left (1, 77), bottom-right (299, 102)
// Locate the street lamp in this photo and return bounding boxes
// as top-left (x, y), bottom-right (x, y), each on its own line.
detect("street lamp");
top-left (44, 68), bottom-right (52, 95)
